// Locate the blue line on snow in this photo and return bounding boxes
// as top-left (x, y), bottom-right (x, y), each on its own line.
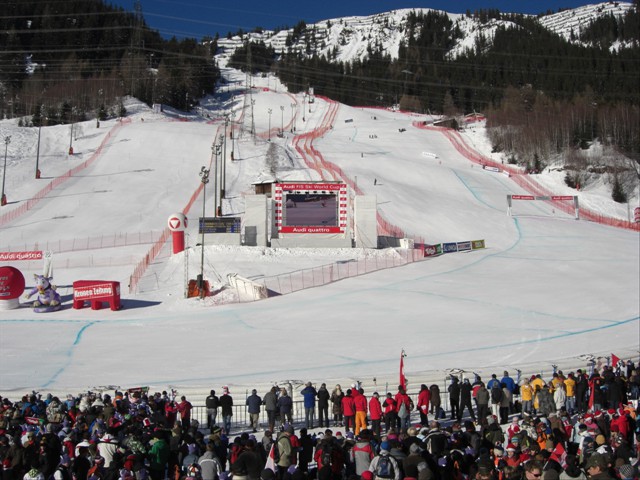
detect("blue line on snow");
top-left (40, 321), bottom-right (98, 388)
top-left (451, 169), bottom-right (504, 212)
top-left (128, 316), bottom-right (640, 387)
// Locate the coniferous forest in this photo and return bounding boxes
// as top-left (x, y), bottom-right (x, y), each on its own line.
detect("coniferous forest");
top-left (231, 7), bottom-right (639, 170)
top-left (0, 0), bottom-right (218, 125)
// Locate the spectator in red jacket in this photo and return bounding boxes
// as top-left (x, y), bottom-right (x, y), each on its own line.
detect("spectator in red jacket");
top-left (417, 384), bottom-right (431, 426)
top-left (382, 393), bottom-right (397, 433)
top-left (369, 392), bottom-right (383, 439)
top-left (165, 400), bottom-right (178, 427)
top-left (394, 386), bottom-right (412, 433)
top-left (353, 388), bottom-right (368, 436)
top-left (176, 396), bottom-right (193, 430)
top-left (342, 389), bottom-right (356, 433)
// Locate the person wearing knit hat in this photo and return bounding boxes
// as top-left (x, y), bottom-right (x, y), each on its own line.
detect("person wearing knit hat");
top-left (361, 471), bottom-right (373, 480)
top-left (369, 444), bottom-right (400, 480)
top-left (617, 464), bottom-right (637, 480)
top-left (504, 444), bottom-right (522, 469)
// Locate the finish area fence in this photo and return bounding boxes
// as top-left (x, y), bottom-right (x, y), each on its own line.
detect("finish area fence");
top-left (228, 248), bottom-right (426, 302)
top-left (174, 385), bottom-right (467, 434)
top-left (1, 231), bottom-right (165, 255)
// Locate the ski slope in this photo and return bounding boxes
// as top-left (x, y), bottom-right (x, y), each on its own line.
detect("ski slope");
top-left (0, 70), bottom-right (638, 398)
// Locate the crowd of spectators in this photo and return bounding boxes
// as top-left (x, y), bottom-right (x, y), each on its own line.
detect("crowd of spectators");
top-left (0, 362), bottom-right (639, 480)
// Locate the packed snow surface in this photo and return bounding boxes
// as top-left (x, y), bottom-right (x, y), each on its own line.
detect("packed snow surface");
top-left (0, 68), bottom-right (638, 401)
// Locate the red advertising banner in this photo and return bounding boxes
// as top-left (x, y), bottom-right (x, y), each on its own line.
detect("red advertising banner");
top-left (0, 251), bottom-right (43, 261)
top-left (279, 183), bottom-right (342, 191)
top-left (511, 195), bottom-right (535, 200)
top-left (551, 196), bottom-right (575, 201)
top-left (73, 280), bottom-right (121, 311)
top-left (279, 226), bottom-right (343, 234)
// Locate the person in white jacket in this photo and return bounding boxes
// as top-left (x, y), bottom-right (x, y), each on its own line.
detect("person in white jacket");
top-left (97, 433), bottom-right (119, 468)
top-left (553, 383), bottom-right (567, 412)
top-left (368, 441), bottom-right (400, 480)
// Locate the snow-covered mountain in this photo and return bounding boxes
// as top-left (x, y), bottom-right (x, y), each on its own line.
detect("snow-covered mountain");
top-left (538, 1), bottom-right (635, 47)
top-left (215, 2), bottom-right (635, 64)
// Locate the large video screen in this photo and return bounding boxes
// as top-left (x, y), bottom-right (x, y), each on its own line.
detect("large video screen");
top-left (283, 192), bottom-right (338, 227)
top-left (275, 182), bottom-right (347, 234)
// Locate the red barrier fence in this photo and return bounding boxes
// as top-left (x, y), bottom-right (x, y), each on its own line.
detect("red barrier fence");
top-left (128, 123), bottom-right (224, 293)
top-left (414, 122), bottom-right (640, 232)
top-left (0, 119), bottom-right (130, 228)
top-left (292, 98), bottom-right (410, 239)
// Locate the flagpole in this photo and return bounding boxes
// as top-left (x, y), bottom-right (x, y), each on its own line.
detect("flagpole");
top-left (400, 349), bottom-right (407, 391)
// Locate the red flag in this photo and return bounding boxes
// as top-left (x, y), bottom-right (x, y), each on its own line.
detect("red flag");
top-left (611, 354), bottom-right (620, 367)
top-left (399, 350), bottom-right (407, 390)
top-left (265, 444), bottom-right (276, 472)
top-left (550, 442), bottom-right (567, 468)
top-left (24, 416), bottom-right (41, 425)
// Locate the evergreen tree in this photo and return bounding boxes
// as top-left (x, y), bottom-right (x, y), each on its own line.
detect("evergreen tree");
top-left (611, 175), bottom-right (627, 203)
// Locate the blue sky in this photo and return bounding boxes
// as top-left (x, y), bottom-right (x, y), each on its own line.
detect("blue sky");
top-left (109, 0), bottom-right (606, 40)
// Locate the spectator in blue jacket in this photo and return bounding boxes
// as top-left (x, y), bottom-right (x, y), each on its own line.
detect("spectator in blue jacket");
top-left (277, 389), bottom-right (293, 428)
top-left (246, 389), bottom-right (262, 432)
top-left (501, 371), bottom-right (516, 393)
top-left (501, 371), bottom-right (517, 413)
top-left (487, 374), bottom-right (500, 390)
top-left (300, 382), bottom-right (318, 429)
